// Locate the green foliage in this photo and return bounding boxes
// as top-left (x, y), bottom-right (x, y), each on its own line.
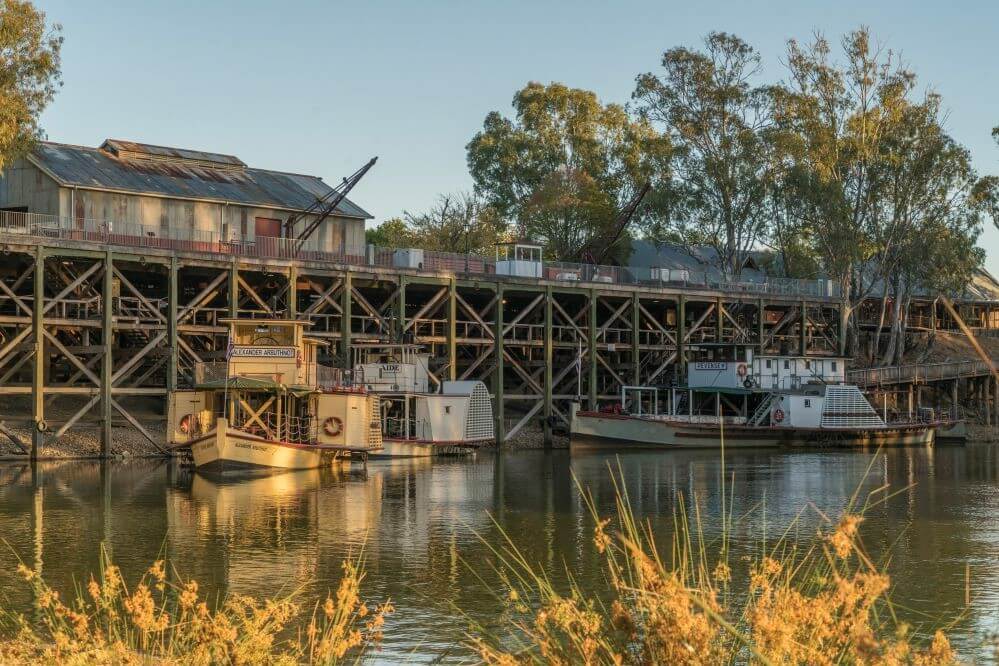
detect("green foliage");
top-left (0, 0), bottom-right (61, 170)
top-left (466, 81), bottom-right (671, 262)
top-left (633, 32), bottom-right (771, 277)
top-left (401, 193), bottom-right (508, 257)
top-left (365, 217), bottom-right (411, 248)
top-left (366, 194), bottom-right (509, 257)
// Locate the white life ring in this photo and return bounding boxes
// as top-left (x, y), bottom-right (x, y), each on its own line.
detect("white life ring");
top-left (736, 363), bottom-right (748, 377)
top-left (773, 408), bottom-right (785, 423)
top-left (323, 416), bottom-right (343, 437)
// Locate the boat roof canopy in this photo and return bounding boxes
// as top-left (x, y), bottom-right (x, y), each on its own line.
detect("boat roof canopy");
top-left (195, 376), bottom-right (315, 396)
top-left (219, 318), bottom-right (312, 327)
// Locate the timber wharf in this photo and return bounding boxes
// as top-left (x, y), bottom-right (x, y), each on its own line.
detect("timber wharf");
top-left (0, 210), bottom-right (849, 457)
top-left (0, 138), bottom-right (997, 458)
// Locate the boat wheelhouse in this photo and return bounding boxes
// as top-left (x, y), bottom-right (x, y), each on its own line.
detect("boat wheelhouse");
top-left (168, 319), bottom-right (382, 472)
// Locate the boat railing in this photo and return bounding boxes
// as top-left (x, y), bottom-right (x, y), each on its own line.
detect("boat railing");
top-left (193, 361), bottom-right (291, 386)
top-left (317, 364), bottom-right (360, 390)
top-left (383, 416), bottom-right (429, 440)
top-left (262, 412), bottom-right (315, 444)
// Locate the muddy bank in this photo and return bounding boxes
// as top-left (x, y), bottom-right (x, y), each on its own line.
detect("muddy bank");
top-left (0, 396), bottom-right (167, 459)
top-left (486, 422), bottom-right (569, 450)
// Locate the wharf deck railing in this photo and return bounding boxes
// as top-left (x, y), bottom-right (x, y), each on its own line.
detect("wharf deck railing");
top-left (847, 360), bottom-right (994, 387)
top-left (0, 210), bottom-right (839, 299)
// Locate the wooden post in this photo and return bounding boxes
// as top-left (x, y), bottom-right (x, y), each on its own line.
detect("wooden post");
top-left (631, 292), bottom-right (640, 386)
top-left (228, 261), bottom-right (238, 318)
top-left (588, 289), bottom-right (597, 410)
top-left (340, 272), bottom-right (352, 368)
top-left (494, 285), bottom-right (504, 444)
top-left (951, 380), bottom-right (959, 416)
top-left (757, 298), bottom-right (765, 354)
top-left (447, 278), bottom-right (456, 381)
top-left (287, 264), bottom-right (298, 318)
top-left (31, 246), bottom-right (44, 459)
top-left (986, 378), bottom-right (992, 426)
top-left (543, 285), bottom-right (553, 447)
top-left (101, 250), bottom-right (113, 456)
top-left (167, 257), bottom-right (178, 392)
top-left (677, 295), bottom-right (686, 385)
top-left (716, 296), bottom-right (724, 345)
top-left (800, 299), bottom-right (807, 356)
top-left (397, 275), bottom-right (406, 342)
top-left (994, 376), bottom-right (998, 429)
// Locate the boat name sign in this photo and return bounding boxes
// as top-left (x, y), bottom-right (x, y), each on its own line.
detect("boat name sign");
top-left (694, 362), bottom-right (727, 370)
top-left (231, 346), bottom-right (296, 358)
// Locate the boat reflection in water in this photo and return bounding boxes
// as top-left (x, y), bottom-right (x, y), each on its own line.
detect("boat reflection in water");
top-left (164, 457), bottom-right (497, 605)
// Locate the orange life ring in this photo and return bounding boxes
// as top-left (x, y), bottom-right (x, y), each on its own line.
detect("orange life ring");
top-left (736, 363), bottom-right (748, 377)
top-left (773, 408), bottom-right (785, 423)
top-left (323, 416), bottom-right (343, 437)
top-left (179, 413), bottom-right (197, 434)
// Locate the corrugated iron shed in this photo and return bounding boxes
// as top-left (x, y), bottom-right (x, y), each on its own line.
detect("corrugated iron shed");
top-left (29, 140), bottom-right (372, 219)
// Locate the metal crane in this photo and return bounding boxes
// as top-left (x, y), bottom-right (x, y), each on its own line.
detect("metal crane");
top-left (574, 181), bottom-right (651, 265)
top-left (283, 157), bottom-right (378, 254)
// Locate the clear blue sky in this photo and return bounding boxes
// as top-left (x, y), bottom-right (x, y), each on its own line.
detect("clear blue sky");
top-left (36, 0), bottom-right (999, 274)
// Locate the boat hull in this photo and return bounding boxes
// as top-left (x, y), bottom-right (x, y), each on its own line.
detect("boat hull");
top-left (368, 438), bottom-right (482, 459)
top-left (570, 411), bottom-right (935, 451)
top-left (187, 420), bottom-right (360, 472)
top-left (934, 420), bottom-right (967, 443)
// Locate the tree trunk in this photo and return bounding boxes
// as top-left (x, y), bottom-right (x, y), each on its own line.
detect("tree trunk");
top-left (881, 279), bottom-right (904, 367)
top-left (893, 293), bottom-right (911, 366)
top-left (871, 280), bottom-right (891, 365)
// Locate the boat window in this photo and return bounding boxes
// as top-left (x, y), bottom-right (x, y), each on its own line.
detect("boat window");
top-left (445, 406), bottom-right (451, 414)
top-left (804, 399), bottom-right (812, 408)
top-left (765, 360), bottom-right (772, 369)
top-left (783, 360), bottom-right (789, 370)
top-left (805, 360), bottom-right (811, 369)
top-left (831, 361), bottom-right (838, 372)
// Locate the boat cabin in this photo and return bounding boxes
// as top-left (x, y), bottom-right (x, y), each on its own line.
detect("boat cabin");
top-left (208, 319), bottom-right (324, 388)
top-left (687, 349), bottom-right (847, 391)
top-left (352, 343), bottom-right (431, 393)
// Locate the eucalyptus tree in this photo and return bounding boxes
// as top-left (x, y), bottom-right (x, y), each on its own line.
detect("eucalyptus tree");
top-left (401, 193), bottom-right (508, 257)
top-left (768, 29), bottom-right (920, 353)
top-left (772, 28), bottom-right (988, 358)
top-left (466, 81), bottom-right (671, 262)
top-left (633, 32), bottom-right (772, 278)
top-left (0, 0), bottom-right (61, 168)
top-left (869, 95), bottom-right (985, 364)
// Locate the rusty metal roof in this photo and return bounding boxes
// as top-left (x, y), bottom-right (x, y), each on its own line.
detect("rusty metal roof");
top-left (30, 140), bottom-right (372, 219)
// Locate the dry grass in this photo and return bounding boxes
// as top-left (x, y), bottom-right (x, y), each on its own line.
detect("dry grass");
top-left (0, 549), bottom-right (391, 665)
top-left (469, 461), bottom-right (958, 665)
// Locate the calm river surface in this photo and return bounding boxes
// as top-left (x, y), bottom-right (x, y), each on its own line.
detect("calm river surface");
top-left (3, 446), bottom-right (999, 662)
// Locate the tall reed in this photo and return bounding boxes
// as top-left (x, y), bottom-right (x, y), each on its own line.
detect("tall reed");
top-left (0, 548), bottom-right (392, 665)
top-left (470, 461), bottom-right (957, 665)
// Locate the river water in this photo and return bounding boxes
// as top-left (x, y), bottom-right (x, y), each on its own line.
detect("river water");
top-left (2, 445), bottom-right (999, 662)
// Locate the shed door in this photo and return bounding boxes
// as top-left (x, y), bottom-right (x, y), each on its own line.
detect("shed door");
top-left (254, 217), bottom-right (282, 238)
